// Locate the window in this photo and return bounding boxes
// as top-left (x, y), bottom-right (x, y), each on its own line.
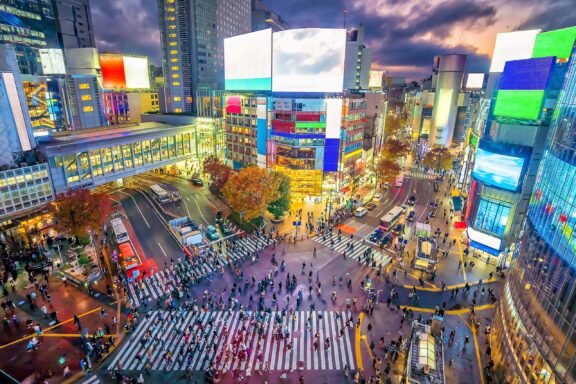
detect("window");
top-left (79, 83), bottom-right (90, 89)
top-left (169, 41), bottom-right (177, 46)
top-left (83, 106), bottom-right (94, 112)
top-left (169, 33), bottom-right (177, 38)
top-left (170, 50), bottom-right (178, 55)
top-left (474, 198), bottom-right (511, 236)
top-left (173, 96), bottom-right (181, 101)
top-left (169, 25), bottom-right (176, 30)
top-left (171, 73), bottom-right (180, 78)
top-left (171, 66), bottom-right (179, 70)
top-left (174, 108), bottom-right (182, 113)
top-left (81, 95), bottom-right (92, 101)
top-left (172, 81), bottom-right (180, 86)
top-left (170, 58), bottom-right (178, 63)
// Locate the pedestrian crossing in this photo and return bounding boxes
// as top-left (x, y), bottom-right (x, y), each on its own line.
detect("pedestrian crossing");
top-left (79, 374), bottom-right (101, 384)
top-left (311, 233), bottom-right (392, 269)
top-left (126, 236), bottom-right (266, 309)
top-left (406, 170), bottom-right (437, 180)
top-left (108, 310), bottom-right (356, 372)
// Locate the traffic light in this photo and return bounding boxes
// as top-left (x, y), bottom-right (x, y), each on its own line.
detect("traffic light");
top-left (58, 355), bottom-right (66, 365)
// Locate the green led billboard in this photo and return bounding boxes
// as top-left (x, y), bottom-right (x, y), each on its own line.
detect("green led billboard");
top-left (493, 90), bottom-right (545, 120)
top-left (532, 26), bottom-right (576, 60)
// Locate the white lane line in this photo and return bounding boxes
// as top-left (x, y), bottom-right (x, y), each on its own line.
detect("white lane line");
top-left (118, 190), bottom-right (150, 229)
top-left (158, 243), bottom-right (168, 257)
top-left (198, 191), bottom-right (218, 209)
top-left (193, 197), bottom-right (210, 225)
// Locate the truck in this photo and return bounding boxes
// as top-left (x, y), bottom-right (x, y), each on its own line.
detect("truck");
top-left (168, 217), bottom-right (203, 246)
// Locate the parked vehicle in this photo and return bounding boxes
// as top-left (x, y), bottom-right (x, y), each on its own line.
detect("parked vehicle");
top-left (354, 207), bottom-right (368, 217)
top-left (373, 193), bottom-right (383, 201)
top-left (191, 178), bottom-right (203, 186)
top-left (366, 202), bottom-right (377, 210)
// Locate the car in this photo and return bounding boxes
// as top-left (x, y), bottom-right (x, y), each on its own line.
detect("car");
top-left (191, 178), bottom-right (203, 186)
top-left (205, 225), bottom-right (220, 241)
top-left (354, 207), bottom-right (368, 217)
top-left (373, 193), bottom-right (383, 201)
top-left (215, 210), bottom-right (223, 223)
top-left (408, 195), bottom-right (417, 205)
top-left (380, 234), bottom-right (391, 247)
top-left (219, 222), bottom-right (232, 236)
top-left (382, 182), bottom-right (390, 190)
top-left (365, 202), bottom-right (377, 211)
top-left (429, 200), bottom-right (439, 208)
top-left (370, 228), bottom-right (384, 242)
top-left (407, 211), bottom-right (416, 222)
top-left (401, 204), bottom-right (408, 212)
top-left (429, 207), bottom-right (438, 217)
top-left (392, 224), bottom-right (404, 235)
top-left (433, 182), bottom-right (440, 192)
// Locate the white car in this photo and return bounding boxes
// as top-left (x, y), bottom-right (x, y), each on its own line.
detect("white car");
top-left (354, 207), bottom-right (368, 217)
top-left (373, 193), bottom-right (383, 201)
top-left (382, 182), bottom-right (390, 190)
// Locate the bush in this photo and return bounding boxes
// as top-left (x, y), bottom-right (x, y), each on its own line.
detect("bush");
top-left (228, 211), bottom-right (263, 233)
top-left (78, 254), bottom-right (91, 266)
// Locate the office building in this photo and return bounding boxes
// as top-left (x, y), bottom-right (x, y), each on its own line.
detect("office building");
top-left (251, 0), bottom-right (289, 32)
top-left (157, 0), bottom-right (251, 113)
top-left (429, 54), bottom-right (466, 147)
top-left (52, 0), bottom-right (95, 49)
top-left (127, 93), bottom-right (160, 123)
top-left (343, 25), bottom-right (372, 90)
top-left (491, 27), bottom-right (576, 383)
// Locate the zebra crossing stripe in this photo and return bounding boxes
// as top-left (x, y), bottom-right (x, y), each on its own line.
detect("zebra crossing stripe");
top-left (80, 374), bottom-right (101, 384)
top-left (107, 311), bottom-right (156, 370)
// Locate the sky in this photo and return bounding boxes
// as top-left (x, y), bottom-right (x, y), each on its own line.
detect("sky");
top-left (91, 0), bottom-right (576, 80)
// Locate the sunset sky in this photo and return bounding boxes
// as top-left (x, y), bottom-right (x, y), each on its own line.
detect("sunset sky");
top-left (91, 0), bottom-right (575, 79)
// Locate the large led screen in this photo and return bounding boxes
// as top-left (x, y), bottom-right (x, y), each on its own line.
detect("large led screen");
top-left (499, 57), bottom-right (554, 90)
top-left (532, 26), bottom-right (576, 60)
top-left (39, 49), bottom-right (66, 75)
top-left (471, 148), bottom-right (525, 191)
top-left (272, 28), bottom-right (346, 92)
top-left (225, 29), bottom-right (272, 91)
top-left (123, 56), bottom-right (150, 89)
top-left (100, 55), bottom-right (126, 89)
top-left (493, 90), bottom-right (544, 120)
top-left (489, 29), bottom-right (540, 73)
top-left (465, 73), bottom-right (484, 89)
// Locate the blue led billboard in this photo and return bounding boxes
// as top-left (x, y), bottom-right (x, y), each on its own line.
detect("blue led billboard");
top-left (499, 57), bottom-right (555, 90)
top-left (472, 148), bottom-right (525, 191)
top-left (323, 138), bottom-right (339, 172)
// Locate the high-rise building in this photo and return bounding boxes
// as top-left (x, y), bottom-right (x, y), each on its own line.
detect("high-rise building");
top-left (157, 0), bottom-right (251, 113)
top-left (429, 54), bottom-right (466, 147)
top-left (251, 0), bottom-right (289, 32)
top-left (343, 25), bottom-right (372, 90)
top-left (51, 0), bottom-right (95, 49)
top-left (491, 30), bottom-right (576, 383)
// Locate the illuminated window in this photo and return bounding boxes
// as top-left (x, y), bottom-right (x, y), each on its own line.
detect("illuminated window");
top-left (79, 83), bottom-right (90, 89)
top-left (169, 25), bottom-right (176, 30)
top-left (174, 108), bottom-right (182, 113)
top-left (171, 66), bottom-right (179, 70)
top-left (172, 73), bottom-right (180, 78)
top-left (83, 106), bottom-right (94, 112)
top-left (167, 7), bottom-right (175, 12)
top-left (170, 58), bottom-right (179, 63)
top-left (167, 16), bottom-right (176, 21)
top-left (174, 97), bottom-right (181, 101)
top-left (169, 33), bottom-right (177, 38)
top-left (81, 95), bottom-right (92, 101)
top-left (172, 81), bottom-right (181, 86)
top-left (170, 50), bottom-right (178, 55)
top-left (169, 41), bottom-right (177, 46)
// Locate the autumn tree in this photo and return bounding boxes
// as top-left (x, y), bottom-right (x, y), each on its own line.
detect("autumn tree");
top-left (377, 158), bottom-right (401, 185)
top-left (381, 139), bottom-right (410, 161)
top-left (268, 172), bottom-right (291, 219)
top-left (422, 147), bottom-right (454, 171)
top-left (222, 166), bottom-right (280, 220)
top-left (202, 155), bottom-right (233, 193)
top-left (51, 189), bottom-right (112, 238)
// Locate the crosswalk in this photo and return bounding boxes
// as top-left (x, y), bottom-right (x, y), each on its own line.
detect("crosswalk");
top-left (108, 310), bottom-right (355, 372)
top-left (406, 170), bottom-right (437, 180)
top-left (311, 233), bottom-right (392, 269)
top-left (126, 236), bottom-right (266, 308)
top-left (79, 375), bottom-right (101, 384)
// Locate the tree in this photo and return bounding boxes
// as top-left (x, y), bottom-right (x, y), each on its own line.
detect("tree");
top-left (222, 167), bottom-right (281, 220)
top-left (422, 147), bottom-right (454, 171)
top-left (51, 189), bottom-right (112, 237)
top-left (202, 155), bottom-right (232, 193)
top-left (268, 172), bottom-right (291, 218)
top-left (381, 139), bottom-right (410, 161)
top-left (377, 158), bottom-right (401, 185)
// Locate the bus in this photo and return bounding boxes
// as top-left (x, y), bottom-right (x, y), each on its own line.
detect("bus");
top-left (380, 206), bottom-right (404, 231)
top-left (395, 172), bottom-right (404, 187)
top-left (110, 218), bottom-right (129, 244)
top-left (150, 184), bottom-right (170, 204)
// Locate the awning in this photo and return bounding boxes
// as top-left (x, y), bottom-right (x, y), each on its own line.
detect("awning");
top-left (341, 186), bottom-right (350, 193)
top-left (470, 240), bottom-right (500, 256)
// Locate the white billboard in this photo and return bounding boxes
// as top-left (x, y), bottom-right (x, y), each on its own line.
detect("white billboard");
top-left (325, 98), bottom-right (343, 139)
top-left (489, 29), bottom-right (540, 73)
top-left (40, 49), bottom-right (66, 75)
top-left (225, 29), bottom-right (272, 91)
top-left (123, 55), bottom-right (150, 89)
top-left (466, 73), bottom-right (485, 89)
top-left (369, 70), bottom-right (384, 89)
top-left (272, 28), bottom-right (346, 92)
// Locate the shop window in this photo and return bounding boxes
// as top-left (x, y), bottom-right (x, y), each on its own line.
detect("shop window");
top-left (475, 198), bottom-right (511, 236)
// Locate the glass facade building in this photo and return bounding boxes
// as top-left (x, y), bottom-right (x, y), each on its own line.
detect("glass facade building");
top-left (0, 163), bottom-right (53, 219)
top-left (492, 47), bottom-right (576, 383)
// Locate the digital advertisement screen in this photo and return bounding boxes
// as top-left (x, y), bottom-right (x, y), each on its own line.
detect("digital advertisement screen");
top-left (472, 148), bottom-right (525, 191)
top-left (532, 26), bottom-right (576, 60)
top-left (499, 57), bottom-right (554, 90)
top-left (100, 55), bottom-right (126, 89)
top-left (467, 227), bottom-right (502, 251)
top-left (489, 29), bottom-right (540, 73)
top-left (465, 73), bottom-right (484, 89)
top-left (224, 29), bottom-right (272, 91)
top-left (272, 28), bottom-right (346, 92)
top-left (123, 56), bottom-right (150, 89)
top-left (493, 90), bottom-right (544, 120)
top-left (369, 70), bottom-right (384, 88)
top-left (39, 49), bottom-right (66, 74)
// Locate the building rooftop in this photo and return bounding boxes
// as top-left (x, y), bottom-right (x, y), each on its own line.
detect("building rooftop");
top-left (407, 322), bottom-right (445, 384)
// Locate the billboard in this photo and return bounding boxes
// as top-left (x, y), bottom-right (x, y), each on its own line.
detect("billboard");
top-left (498, 57), bottom-right (554, 90)
top-left (493, 90), bottom-right (544, 120)
top-left (224, 29), bottom-right (272, 91)
top-left (272, 28), bottom-right (346, 92)
top-left (39, 49), bottom-right (66, 75)
top-left (471, 148), bottom-right (525, 191)
top-left (532, 26), bottom-right (576, 60)
top-left (100, 54), bottom-right (150, 90)
top-left (489, 29), bottom-right (540, 73)
top-left (467, 227), bottom-right (501, 250)
top-left (465, 73), bottom-right (484, 89)
top-left (369, 70), bottom-right (384, 89)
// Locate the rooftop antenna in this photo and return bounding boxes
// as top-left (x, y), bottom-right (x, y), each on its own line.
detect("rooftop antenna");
top-left (343, 4), bottom-right (348, 28)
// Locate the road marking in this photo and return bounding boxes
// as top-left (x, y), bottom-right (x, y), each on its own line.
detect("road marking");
top-left (198, 191), bottom-right (218, 209)
top-left (118, 190), bottom-right (150, 229)
top-left (355, 312), bottom-right (364, 371)
top-left (158, 242), bottom-right (167, 257)
top-left (193, 197), bottom-right (210, 225)
top-left (400, 304), bottom-right (494, 315)
top-left (457, 237), bottom-right (467, 282)
top-left (460, 314), bottom-right (486, 384)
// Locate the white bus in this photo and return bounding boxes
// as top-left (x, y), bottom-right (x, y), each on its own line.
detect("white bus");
top-left (150, 184), bottom-right (170, 204)
top-left (110, 218), bottom-right (129, 244)
top-left (380, 206), bottom-right (404, 231)
top-left (395, 172), bottom-right (404, 187)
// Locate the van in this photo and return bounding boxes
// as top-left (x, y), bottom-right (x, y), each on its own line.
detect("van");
top-left (373, 193), bottom-right (383, 201)
top-left (354, 207), bottom-right (368, 217)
